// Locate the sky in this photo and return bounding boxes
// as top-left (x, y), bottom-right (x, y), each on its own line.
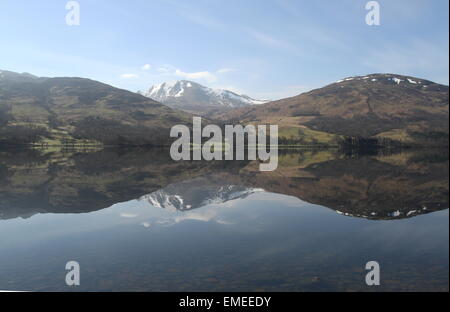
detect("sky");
top-left (0, 0), bottom-right (448, 100)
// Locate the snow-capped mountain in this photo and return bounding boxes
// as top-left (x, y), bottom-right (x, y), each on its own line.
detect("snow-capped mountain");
top-left (139, 175), bottom-right (265, 212)
top-left (140, 80), bottom-right (268, 115)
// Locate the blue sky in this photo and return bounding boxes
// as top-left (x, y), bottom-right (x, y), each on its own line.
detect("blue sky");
top-left (0, 0), bottom-right (448, 100)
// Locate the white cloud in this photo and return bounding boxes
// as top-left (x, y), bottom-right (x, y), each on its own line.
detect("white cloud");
top-left (175, 69), bottom-right (217, 83)
top-left (142, 64), bottom-right (151, 70)
top-left (120, 73), bottom-right (139, 79)
top-left (151, 64), bottom-right (232, 84)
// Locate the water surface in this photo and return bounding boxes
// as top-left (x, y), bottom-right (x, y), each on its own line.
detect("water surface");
top-left (0, 148), bottom-right (448, 291)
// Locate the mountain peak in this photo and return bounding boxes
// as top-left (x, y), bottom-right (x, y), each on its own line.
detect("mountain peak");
top-left (140, 80), bottom-right (268, 116)
top-left (0, 69), bottom-right (40, 82)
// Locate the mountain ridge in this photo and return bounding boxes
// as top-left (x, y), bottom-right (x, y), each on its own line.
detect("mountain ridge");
top-left (214, 73), bottom-right (449, 146)
top-left (0, 70), bottom-right (192, 146)
top-left (1, 70), bottom-right (448, 147)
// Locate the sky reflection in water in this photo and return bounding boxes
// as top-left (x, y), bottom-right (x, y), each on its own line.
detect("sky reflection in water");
top-left (0, 149), bottom-right (448, 292)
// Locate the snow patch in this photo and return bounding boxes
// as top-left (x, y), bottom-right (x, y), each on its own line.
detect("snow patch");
top-left (337, 77), bottom-right (355, 83)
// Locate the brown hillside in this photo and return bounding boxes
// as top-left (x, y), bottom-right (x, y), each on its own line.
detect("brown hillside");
top-left (215, 74), bottom-right (449, 145)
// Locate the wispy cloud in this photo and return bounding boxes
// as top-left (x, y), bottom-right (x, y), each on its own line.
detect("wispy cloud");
top-left (149, 64), bottom-right (223, 84)
top-left (142, 64), bottom-right (151, 70)
top-left (156, 64), bottom-right (176, 74)
top-left (216, 67), bottom-right (235, 74)
top-left (175, 69), bottom-right (217, 83)
top-left (179, 11), bottom-right (226, 31)
top-left (177, 3), bottom-right (299, 54)
top-left (245, 28), bottom-right (295, 51)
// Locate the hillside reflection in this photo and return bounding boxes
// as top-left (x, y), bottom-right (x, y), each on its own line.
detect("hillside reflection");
top-left (0, 148), bottom-right (448, 220)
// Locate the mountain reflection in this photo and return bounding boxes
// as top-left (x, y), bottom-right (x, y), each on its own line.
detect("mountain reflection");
top-left (0, 148), bottom-right (448, 221)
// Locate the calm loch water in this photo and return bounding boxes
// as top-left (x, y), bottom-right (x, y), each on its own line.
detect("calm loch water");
top-left (0, 148), bottom-right (448, 291)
